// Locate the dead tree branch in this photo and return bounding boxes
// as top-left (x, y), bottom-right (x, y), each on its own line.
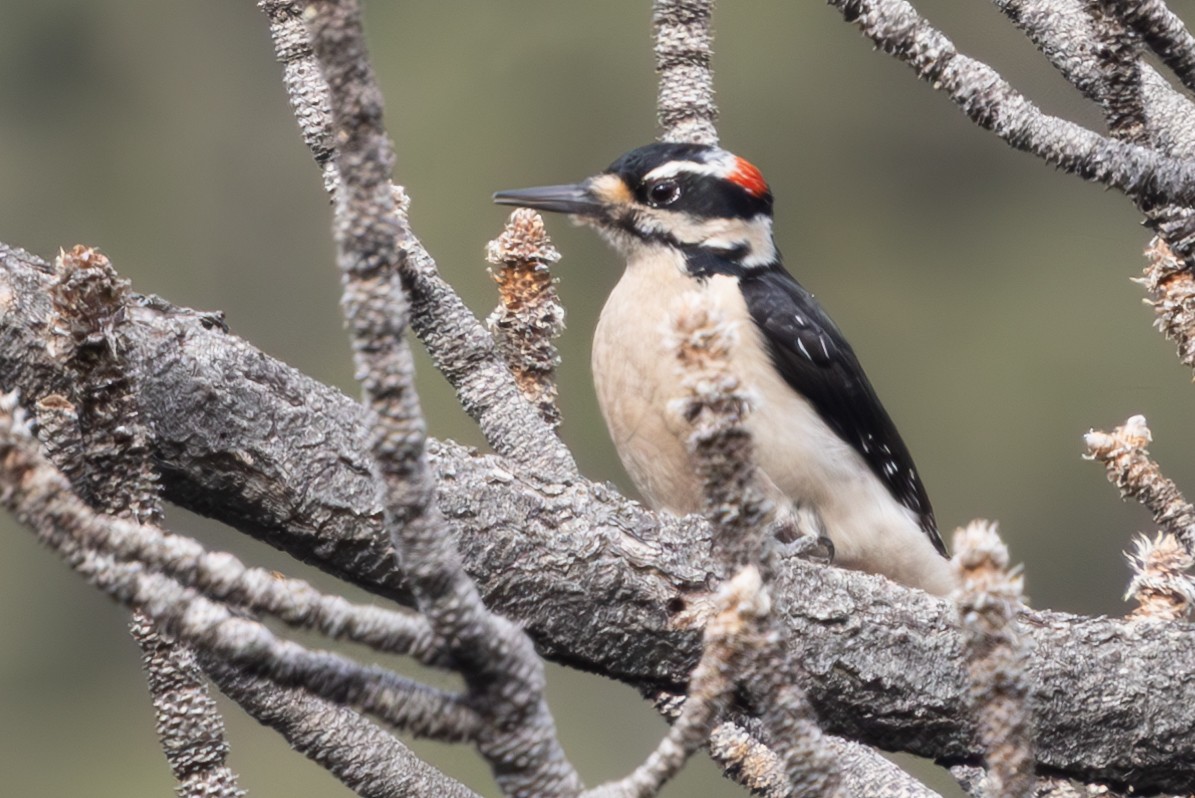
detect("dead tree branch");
top-left (40, 245), bottom-right (244, 797)
top-left (203, 658), bottom-right (483, 798)
top-left (305, 1), bottom-right (582, 794)
top-left (9, 1), bottom-right (1195, 795)
top-left (486, 209), bottom-right (565, 429)
top-left (3, 243), bottom-right (1194, 792)
top-left (257, 0), bottom-right (576, 479)
top-left (653, 0), bottom-right (718, 145)
top-left (827, 0), bottom-right (1195, 216)
top-left (952, 521), bottom-right (1035, 798)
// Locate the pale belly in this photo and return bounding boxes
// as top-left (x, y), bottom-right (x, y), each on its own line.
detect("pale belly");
top-left (591, 256), bottom-right (954, 594)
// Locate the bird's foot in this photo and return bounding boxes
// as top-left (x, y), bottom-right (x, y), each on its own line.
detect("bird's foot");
top-left (771, 519), bottom-right (835, 565)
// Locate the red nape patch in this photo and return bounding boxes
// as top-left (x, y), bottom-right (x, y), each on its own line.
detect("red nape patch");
top-left (728, 156), bottom-right (769, 197)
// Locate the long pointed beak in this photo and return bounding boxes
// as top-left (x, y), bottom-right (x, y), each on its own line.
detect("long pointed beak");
top-left (492, 183), bottom-right (603, 216)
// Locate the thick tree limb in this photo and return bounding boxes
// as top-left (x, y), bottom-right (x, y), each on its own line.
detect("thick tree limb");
top-left (3, 246), bottom-right (1195, 792)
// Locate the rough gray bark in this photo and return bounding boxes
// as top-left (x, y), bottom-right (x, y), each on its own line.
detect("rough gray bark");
top-left (203, 657), bottom-right (482, 798)
top-left (3, 243), bottom-right (1194, 793)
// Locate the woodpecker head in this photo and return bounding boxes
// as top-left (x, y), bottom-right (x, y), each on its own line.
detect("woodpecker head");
top-left (494, 143), bottom-right (778, 275)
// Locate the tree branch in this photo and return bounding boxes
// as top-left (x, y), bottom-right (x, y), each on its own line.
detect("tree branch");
top-left (827, 0), bottom-right (1195, 212)
top-left (952, 521), bottom-right (1035, 798)
top-left (4, 245), bottom-right (1194, 792)
top-left (257, 0), bottom-right (576, 479)
top-left (652, 0), bottom-right (718, 145)
top-left (305, 1), bottom-right (582, 793)
top-left (203, 657), bottom-right (483, 798)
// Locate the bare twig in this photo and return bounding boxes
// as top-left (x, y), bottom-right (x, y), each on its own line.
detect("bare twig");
top-left (952, 521), bottom-right (1035, 798)
top-left (1081, 1), bottom-right (1195, 263)
top-left (1084, 415), bottom-right (1195, 619)
top-left (1103, 0), bottom-right (1195, 96)
top-left (584, 568), bottom-right (769, 798)
top-left (668, 289), bottom-right (844, 796)
top-left (671, 292), bottom-right (771, 570)
top-left (129, 616), bottom-right (245, 798)
top-left (825, 736), bottom-right (939, 798)
top-left (1084, 415), bottom-right (1195, 556)
top-left (80, 503), bottom-right (438, 659)
top-left (710, 724), bottom-right (940, 798)
top-left (991, 1), bottom-right (1195, 183)
top-left (826, 0), bottom-right (1195, 211)
top-left (653, 0), bottom-right (718, 145)
top-left (745, 650), bottom-right (845, 798)
top-left (18, 397), bottom-right (441, 660)
top-left (952, 766), bottom-right (1126, 798)
top-left (304, 1), bottom-right (582, 794)
top-left (0, 398), bottom-right (480, 741)
top-left (486, 209), bottom-right (565, 429)
top-left (203, 657), bottom-right (483, 798)
top-left (995, 0), bottom-right (1195, 262)
top-left (44, 245), bottom-right (244, 797)
top-left (704, 721), bottom-right (791, 796)
top-left (1085, 1), bottom-right (1147, 144)
top-left (257, 0), bottom-right (576, 477)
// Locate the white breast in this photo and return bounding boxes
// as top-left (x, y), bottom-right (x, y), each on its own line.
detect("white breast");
top-left (591, 249), bottom-right (954, 594)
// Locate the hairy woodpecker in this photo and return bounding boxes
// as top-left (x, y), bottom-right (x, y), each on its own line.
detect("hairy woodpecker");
top-left (494, 142), bottom-right (953, 594)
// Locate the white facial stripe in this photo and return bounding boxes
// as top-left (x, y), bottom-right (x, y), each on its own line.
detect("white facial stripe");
top-left (634, 209), bottom-right (776, 266)
top-left (642, 151), bottom-right (736, 183)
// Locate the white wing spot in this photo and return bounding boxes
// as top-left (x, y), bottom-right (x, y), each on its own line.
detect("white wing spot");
top-left (819, 337), bottom-right (830, 359)
top-left (796, 337), bottom-right (812, 361)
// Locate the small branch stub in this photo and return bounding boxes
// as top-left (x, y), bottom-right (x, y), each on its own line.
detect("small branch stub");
top-left (1086, 416), bottom-right (1195, 619)
top-left (1125, 532), bottom-right (1195, 621)
top-left (1137, 237), bottom-right (1195, 373)
top-left (486, 209), bottom-right (565, 429)
top-left (951, 520), bottom-right (1035, 798)
top-left (1084, 414), bottom-right (1195, 556)
top-left (49, 245), bottom-right (130, 357)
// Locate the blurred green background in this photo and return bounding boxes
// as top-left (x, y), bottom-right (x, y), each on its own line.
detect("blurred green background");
top-left (0, 1), bottom-right (1184, 796)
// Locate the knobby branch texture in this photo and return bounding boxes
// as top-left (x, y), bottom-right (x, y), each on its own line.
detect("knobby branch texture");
top-left (42, 245), bottom-right (245, 798)
top-left (4, 246), bottom-right (1195, 793)
top-left (952, 522), bottom-right (1035, 798)
top-left (828, 0), bottom-right (1195, 240)
top-left (257, 0), bottom-right (577, 479)
top-left (1085, 415), bottom-right (1195, 620)
top-left (9, 0), bottom-right (1195, 795)
top-left (653, 0), bottom-right (718, 145)
top-left (485, 209), bottom-right (565, 429)
top-left (304, 1), bottom-right (582, 796)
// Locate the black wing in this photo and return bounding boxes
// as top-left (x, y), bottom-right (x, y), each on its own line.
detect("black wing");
top-left (738, 267), bottom-right (945, 555)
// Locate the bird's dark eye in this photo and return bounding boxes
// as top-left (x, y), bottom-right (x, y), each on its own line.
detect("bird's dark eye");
top-left (647, 179), bottom-right (681, 206)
